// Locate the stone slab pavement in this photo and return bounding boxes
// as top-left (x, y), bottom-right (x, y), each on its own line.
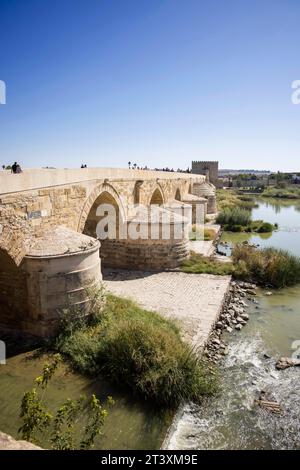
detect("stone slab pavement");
top-left (104, 270), bottom-right (231, 350)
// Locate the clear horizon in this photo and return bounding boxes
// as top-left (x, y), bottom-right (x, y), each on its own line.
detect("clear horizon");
top-left (1, 0), bottom-right (300, 172)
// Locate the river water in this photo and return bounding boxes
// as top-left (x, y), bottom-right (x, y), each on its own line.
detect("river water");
top-left (166, 198), bottom-right (300, 450)
top-left (0, 349), bottom-right (172, 449)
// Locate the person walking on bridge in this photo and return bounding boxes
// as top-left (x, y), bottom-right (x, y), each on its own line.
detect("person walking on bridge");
top-left (11, 162), bottom-right (22, 174)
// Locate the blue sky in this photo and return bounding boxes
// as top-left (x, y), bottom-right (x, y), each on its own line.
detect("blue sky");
top-left (0, 0), bottom-right (300, 171)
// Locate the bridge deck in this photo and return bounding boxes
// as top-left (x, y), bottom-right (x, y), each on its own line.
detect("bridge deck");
top-left (0, 167), bottom-right (199, 195)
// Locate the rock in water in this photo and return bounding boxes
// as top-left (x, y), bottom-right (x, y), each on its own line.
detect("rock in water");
top-left (275, 357), bottom-right (300, 370)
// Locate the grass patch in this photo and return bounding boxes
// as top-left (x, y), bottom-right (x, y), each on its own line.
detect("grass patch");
top-left (55, 293), bottom-right (218, 408)
top-left (182, 252), bottom-right (234, 276)
top-left (232, 244), bottom-right (300, 288)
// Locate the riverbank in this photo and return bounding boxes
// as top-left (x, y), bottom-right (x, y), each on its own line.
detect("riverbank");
top-left (262, 185), bottom-right (300, 199)
top-left (164, 284), bottom-right (300, 450)
top-left (0, 269), bottom-right (231, 450)
top-left (164, 197), bottom-right (300, 450)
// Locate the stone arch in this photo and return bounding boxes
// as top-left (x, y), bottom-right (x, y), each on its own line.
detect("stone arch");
top-left (149, 187), bottom-right (164, 205)
top-left (78, 183), bottom-right (126, 233)
top-left (0, 247), bottom-right (28, 329)
top-left (133, 180), bottom-right (143, 205)
top-left (79, 184), bottom-right (127, 268)
top-left (175, 188), bottom-right (181, 201)
top-left (82, 190), bottom-right (123, 240)
top-left (0, 228), bottom-right (28, 267)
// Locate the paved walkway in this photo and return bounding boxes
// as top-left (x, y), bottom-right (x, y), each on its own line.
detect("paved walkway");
top-left (104, 270), bottom-right (231, 350)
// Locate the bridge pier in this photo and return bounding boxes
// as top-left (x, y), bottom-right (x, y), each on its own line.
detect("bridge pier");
top-left (191, 181), bottom-right (217, 214)
top-left (98, 204), bottom-right (190, 270)
top-left (0, 227), bottom-right (101, 337)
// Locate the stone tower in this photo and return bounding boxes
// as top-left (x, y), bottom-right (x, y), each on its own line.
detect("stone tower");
top-left (191, 161), bottom-right (219, 186)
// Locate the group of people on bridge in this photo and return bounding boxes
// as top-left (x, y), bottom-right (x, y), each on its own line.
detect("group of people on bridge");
top-left (1, 162), bottom-right (23, 173)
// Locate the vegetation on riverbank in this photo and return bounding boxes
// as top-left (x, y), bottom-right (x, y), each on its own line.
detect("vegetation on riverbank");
top-left (232, 245), bottom-right (300, 288)
top-left (216, 207), bottom-right (276, 233)
top-left (217, 189), bottom-right (259, 211)
top-left (19, 354), bottom-right (113, 449)
top-left (54, 291), bottom-right (218, 408)
top-left (262, 185), bottom-right (300, 199)
top-left (182, 245), bottom-right (300, 288)
top-left (182, 252), bottom-right (234, 275)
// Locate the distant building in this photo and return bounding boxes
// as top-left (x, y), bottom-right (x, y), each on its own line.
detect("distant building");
top-left (218, 169), bottom-right (270, 177)
top-left (191, 161), bottom-right (219, 186)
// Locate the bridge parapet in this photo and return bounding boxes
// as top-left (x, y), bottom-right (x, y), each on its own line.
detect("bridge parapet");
top-left (0, 167), bottom-right (203, 195)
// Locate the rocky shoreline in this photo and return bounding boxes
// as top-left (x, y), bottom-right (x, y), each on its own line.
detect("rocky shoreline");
top-left (204, 280), bottom-right (258, 363)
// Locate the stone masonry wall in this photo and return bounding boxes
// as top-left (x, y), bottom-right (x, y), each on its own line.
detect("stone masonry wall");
top-left (0, 176), bottom-right (198, 265)
top-left (100, 238), bottom-right (190, 270)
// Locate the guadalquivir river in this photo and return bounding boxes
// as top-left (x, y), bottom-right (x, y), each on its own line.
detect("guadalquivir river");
top-left (166, 198), bottom-right (300, 450)
top-left (0, 352), bottom-right (172, 449)
top-left (0, 198), bottom-right (300, 450)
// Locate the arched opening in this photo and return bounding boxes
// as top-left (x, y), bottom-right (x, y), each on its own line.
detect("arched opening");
top-left (0, 249), bottom-right (28, 328)
top-left (175, 188), bottom-right (181, 201)
top-left (188, 184), bottom-right (192, 194)
top-left (133, 180), bottom-right (143, 205)
top-left (83, 191), bottom-right (123, 267)
top-left (150, 188), bottom-right (163, 205)
top-left (83, 191), bottom-right (121, 238)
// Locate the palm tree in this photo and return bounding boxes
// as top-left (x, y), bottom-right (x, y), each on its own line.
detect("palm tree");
top-left (133, 163), bottom-right (137, 169)
top-left (128, 161), bottom-right (131, 169)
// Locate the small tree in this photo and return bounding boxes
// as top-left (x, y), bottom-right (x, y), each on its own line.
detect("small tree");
top-left (19, 354), bottom-right (114, 449)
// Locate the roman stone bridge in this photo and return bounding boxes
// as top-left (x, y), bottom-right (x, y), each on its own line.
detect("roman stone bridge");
top-left (0, 168), bottom-right (217, 336)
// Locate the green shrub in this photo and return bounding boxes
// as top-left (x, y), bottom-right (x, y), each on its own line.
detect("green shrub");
top-left (247, 220), bottom-right (275, 233)
top-left (55, 294), bottom-right (218, 408)
top-left (224, 224), bottom-right (242, 232)
top-left (18, 354), bottom-right (112, 449)
top-left (255, 222), bottom-right (274, 233)
top-left (99, 310), bottom-right (216, 406)
top-left (216, 207), bottom-right (251, 228)
top-left (232, 245), bottom-right (300, 288)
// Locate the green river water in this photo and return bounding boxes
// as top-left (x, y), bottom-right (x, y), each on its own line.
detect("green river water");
top-left (0, 349), bottom-right (172, 449)
top-left (0, 198), bottom-right (299, 449)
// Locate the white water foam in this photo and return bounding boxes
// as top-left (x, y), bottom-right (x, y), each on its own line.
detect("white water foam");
top-left (165, 334), bottom-right (300, 450)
